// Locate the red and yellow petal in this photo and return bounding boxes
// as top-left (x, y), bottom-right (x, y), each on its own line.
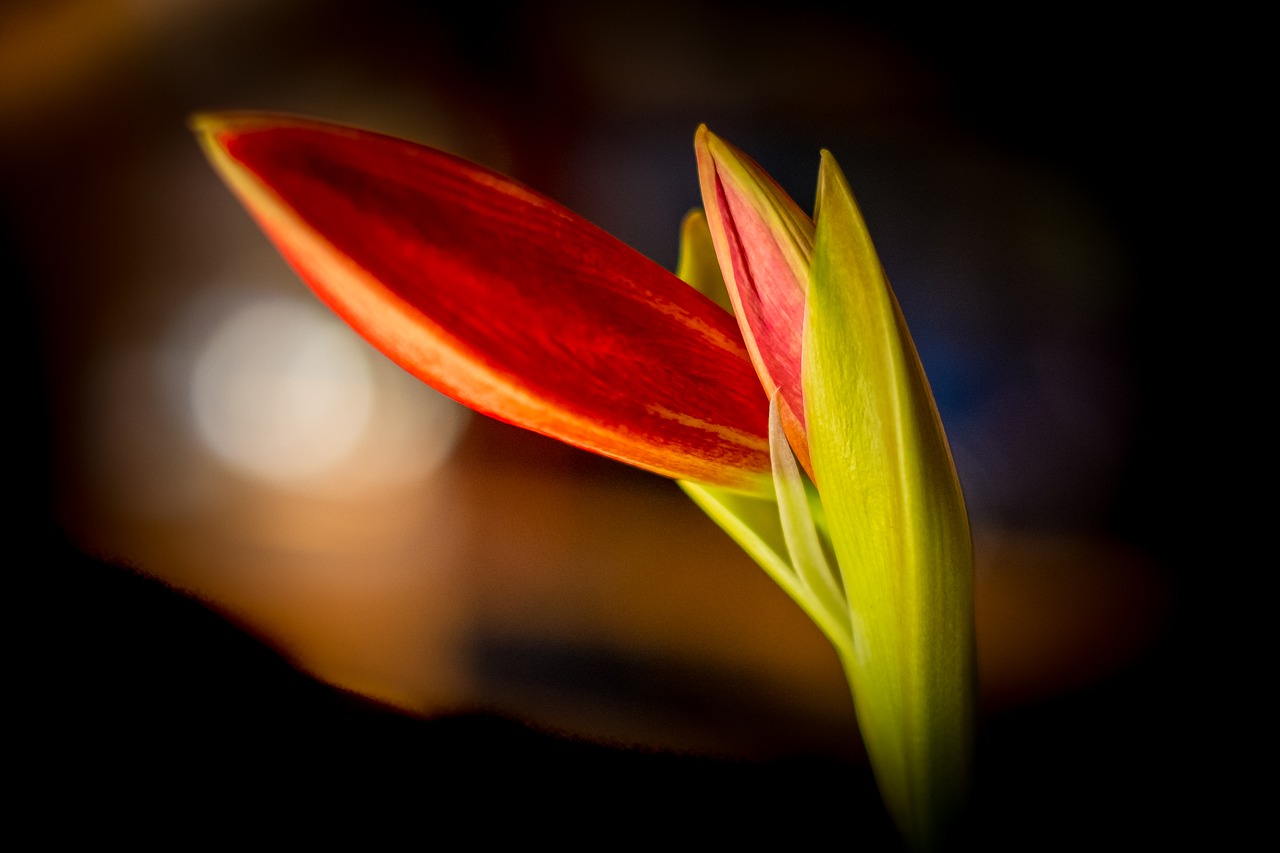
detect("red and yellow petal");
top-left (195, 113), bottom-right (771, 492)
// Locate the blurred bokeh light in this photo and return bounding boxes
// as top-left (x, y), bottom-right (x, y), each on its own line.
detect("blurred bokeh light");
top-left (189, 293), bottom-right (377, 485)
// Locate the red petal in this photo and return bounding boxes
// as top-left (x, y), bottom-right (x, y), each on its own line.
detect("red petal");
top-left (195, 114), bottom-right (771, 491)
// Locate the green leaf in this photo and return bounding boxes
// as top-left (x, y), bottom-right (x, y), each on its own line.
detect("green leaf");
top-left (803, 151), bottom-right (976, 850)
top-left (767, 393), bottom-right (848, 642)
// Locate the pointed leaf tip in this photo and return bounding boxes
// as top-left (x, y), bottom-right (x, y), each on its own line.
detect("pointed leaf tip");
top-left (676, 208), bottom-right (733, 313)
top-left (199, 113), bottom-right (774, 492)
top-left (806, 151), bottom-right (975, 847)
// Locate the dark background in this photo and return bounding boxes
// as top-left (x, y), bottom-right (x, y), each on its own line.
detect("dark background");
top-left (9, 2), bottom-right (1238, 847)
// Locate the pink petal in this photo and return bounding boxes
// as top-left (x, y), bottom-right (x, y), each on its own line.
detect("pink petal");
top-left (695, 127), bottom-right (813, 475)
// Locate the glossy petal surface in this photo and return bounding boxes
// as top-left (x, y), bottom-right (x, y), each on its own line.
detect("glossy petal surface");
top-left (195, 113), bottom-right (771, 492)
top-left (804, 152), bottom-right (976, 849)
